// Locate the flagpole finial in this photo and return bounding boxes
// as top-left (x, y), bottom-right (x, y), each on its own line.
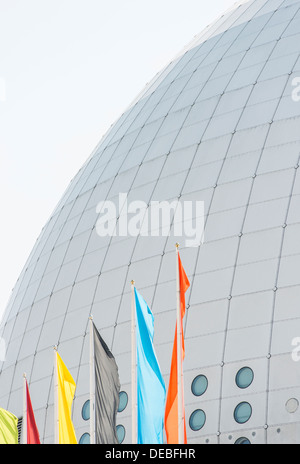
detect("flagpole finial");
top-left (53, 345), bottom-right (58, 351)
top-left (175, 242), bottom-right (180, 249)
top-left (89, 314), bottom-right (93, 321)
top-left (23, 372), bottom-right (27, 379)
top-left (131, 280), bottom-right (135, 285)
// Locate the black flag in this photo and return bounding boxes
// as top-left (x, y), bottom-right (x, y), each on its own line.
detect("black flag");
top-left (92, 322), bottom-right (120, 444)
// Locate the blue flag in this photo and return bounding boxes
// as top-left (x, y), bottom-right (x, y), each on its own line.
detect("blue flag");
top-left (135, 288), bottom-right (166, 444)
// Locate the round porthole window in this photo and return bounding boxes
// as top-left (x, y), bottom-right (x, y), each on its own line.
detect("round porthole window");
top-left (82, 400), bottom-right (90, 421)
top-left (189, 409), bottom-right (206, 431)
top-left (235, 367), bottom-right (254, 389)
top-left (285, 398), bottom-right (299, 414)
top-left (234, 402), bottom-right (252, 424)
top-left (191, 375), bottom-right (208, 397)
top-left (79, 433), bottom-right (90, 444)
top-left (118, 391), bottom-right (128, 413)
top-left (235, 437), bottom-right (251, 444)
top-left (116, 425), bottom-right (126, 444)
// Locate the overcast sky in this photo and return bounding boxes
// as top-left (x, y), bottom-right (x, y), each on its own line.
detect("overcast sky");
top-left (0, 0), bottom-right (237, 322)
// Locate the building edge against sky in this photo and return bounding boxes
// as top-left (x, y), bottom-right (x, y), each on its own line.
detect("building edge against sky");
top-left (2, 0), bottom-right (300, 444)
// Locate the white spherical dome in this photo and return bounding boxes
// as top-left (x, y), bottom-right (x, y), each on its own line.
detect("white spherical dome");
top-left (1, 0), bottom-right (300, 444)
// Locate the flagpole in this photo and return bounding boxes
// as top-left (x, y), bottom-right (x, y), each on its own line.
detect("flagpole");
top-left (176, 243), bottom-right (184, 444)
top-left (131, 280), bottom-right (137, 445)
top-left (23, 373), bottom-right (27, 445)
top-left (89, 315), bottom-right (96, 445)
top-left (53, 346), bottom-right (59, 445)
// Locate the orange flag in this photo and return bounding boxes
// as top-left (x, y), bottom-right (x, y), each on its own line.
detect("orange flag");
top-left (164, 251), bottom-right (190, 444)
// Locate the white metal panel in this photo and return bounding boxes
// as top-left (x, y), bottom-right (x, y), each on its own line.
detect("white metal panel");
top-left (225, 325), bottom-right (270, 362)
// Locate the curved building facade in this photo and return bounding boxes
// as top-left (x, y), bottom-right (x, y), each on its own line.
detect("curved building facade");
top-left (2, 0), bottom-right (300, 444)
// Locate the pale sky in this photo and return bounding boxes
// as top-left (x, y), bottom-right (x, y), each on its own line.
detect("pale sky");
top-left (0, 0), bottom-right (237, 323)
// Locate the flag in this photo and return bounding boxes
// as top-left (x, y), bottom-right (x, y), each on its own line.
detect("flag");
top-left (92, 322), bottom-right (120, 444)
top-left (134, 288), bottom-right (166, 444)
top-left (0, 408), bottom-right (18, 444)
top-left (164, 251), bottom-right (190, 444)
top-left (24, 378), bottom-right (40, 444)
top-left (56, 352), bottom-right (77, 444)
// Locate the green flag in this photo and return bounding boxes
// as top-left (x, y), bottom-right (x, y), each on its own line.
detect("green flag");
top-left (0, 408), bottom-right (18, 444)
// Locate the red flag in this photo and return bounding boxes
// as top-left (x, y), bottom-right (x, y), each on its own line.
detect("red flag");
top-left (164, 252), bottom-right (190, 444)
top-left (25, 380), bottom-right (40, 444)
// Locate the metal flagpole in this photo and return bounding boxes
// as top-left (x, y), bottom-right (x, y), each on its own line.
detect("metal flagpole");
top-left (176, 243), bottom-right (184, 444)
top-left (131, 280), bottom-right (137, 445)
top-left (53, 346), bottom-right (59, 445)
top-left (89, 315), bottom-right (96, 444)
top-left (22, 373), bottom-right (27, 445)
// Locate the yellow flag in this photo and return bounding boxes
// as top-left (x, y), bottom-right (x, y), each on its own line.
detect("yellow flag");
top-left (56, 352), bottom-right (77, 444)
top-left (0, 408), bottom-right (18, 444)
